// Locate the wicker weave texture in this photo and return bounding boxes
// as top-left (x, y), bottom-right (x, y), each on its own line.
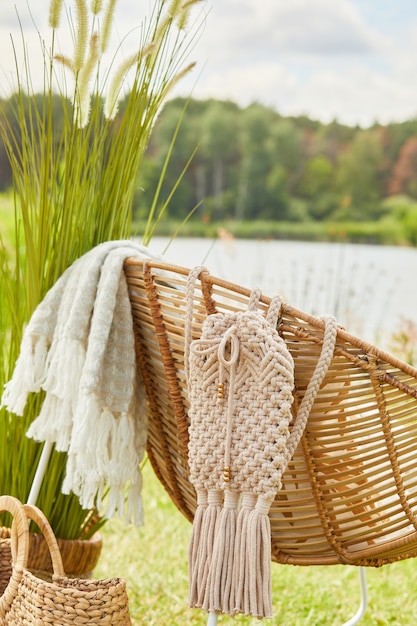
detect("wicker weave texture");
top-left (3, 573), bottom-right (131, 625)
top-left (125, 259), bottom-right (417, 567)
top-left (0, 528), bottom-right (12, 596)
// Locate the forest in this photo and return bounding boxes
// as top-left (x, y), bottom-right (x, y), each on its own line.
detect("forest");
top-left (2, 94), bottom-right (417, 243)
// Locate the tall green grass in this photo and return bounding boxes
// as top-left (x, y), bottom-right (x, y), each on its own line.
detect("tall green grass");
top-left (0, 0), bottom-right (203, 538)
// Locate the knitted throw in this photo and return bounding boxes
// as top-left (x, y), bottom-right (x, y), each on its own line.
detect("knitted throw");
top-left (1, 241), bottom-right (161, 525)
top-left (185, 267), bottom-right (338, 619)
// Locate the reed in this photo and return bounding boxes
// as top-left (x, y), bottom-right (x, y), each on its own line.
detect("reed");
top-left (0, 0), bottom-right (203, 538)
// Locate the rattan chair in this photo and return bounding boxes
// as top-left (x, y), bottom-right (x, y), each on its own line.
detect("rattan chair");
top-left (124, 258), bottom-right (417, 624)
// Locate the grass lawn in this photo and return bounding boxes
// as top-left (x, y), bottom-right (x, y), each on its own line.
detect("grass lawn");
top-left (96, 461), bottom-right (417, 625)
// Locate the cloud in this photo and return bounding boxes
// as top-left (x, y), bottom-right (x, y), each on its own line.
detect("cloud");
top-left (197, 0), bottom-right (383, 64)
top-left (1, 0), bottom-right (417, 127)
top-left (292, 66), bottom-right (417, 126)
top-left (0, 1), bottom-right (46, 29)
top-left (178, 58), bottom-right (417, 127)
top-left (172, 0), bottom-right (417, 127)
top-left (185, 61), bottom-right (299, 107)
top-left (270, 2), bottom-right (376, 54)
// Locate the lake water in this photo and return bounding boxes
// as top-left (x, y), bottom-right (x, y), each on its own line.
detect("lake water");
top-left (147, 237), bottom-right (417, 349)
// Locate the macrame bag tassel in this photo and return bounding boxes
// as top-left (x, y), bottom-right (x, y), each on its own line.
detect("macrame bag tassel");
top-left (202, 489), bottom-right (239, 614)
top-left (189, 488), bottom-right (223, 608)
top-left (233, 492), bottom-right (257, 615)
top-left (246, 495), bottom-right (274, 619)
top-left (188, 489), bottom-right (208, 607)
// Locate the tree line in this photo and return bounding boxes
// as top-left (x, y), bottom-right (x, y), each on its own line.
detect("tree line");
top-left (2, 94), bottom-right (417, 239)
top-left (138, 98), bottom-right (417, 230)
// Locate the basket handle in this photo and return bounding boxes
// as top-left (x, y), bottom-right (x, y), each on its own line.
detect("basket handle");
top-left (0, 496), bottom-right (66, 617)
top-left (23, 503), bottom-right (65, 577)
top-left (0, 495), bottom-right (30, 615)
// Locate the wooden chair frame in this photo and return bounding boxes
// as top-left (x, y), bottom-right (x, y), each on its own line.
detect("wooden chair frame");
top-left (124, 258), bottom-right (417, 622)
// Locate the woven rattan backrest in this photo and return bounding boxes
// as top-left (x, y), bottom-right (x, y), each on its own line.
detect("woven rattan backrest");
top-left (125, 258), bottom-right (417, 567)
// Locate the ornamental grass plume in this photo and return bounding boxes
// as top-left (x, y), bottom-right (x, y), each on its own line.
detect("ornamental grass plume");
top-left (73, 0), bottom-right (89, 72)
top-left (0, 0), bottom-right (204, 539)
top-left (49, 0), bottom-right (64, 28)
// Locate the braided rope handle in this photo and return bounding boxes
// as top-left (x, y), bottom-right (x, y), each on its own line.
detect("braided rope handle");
top-left (286, 314), bottom-right (338, 461)
top-left (184, 266), bottom-right (208, 382)
top-left (247, 287), bottom-right (262, 311)
top-left (248, 287), bottom-right (284, 329)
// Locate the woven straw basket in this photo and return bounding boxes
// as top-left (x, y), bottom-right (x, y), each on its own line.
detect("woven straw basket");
top-left (0, 496), bottom-right (131, 625)
top-left (125, 258), bottom-right (417, 568)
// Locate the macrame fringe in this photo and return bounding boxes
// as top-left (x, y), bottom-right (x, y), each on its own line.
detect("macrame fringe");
top-left (189, 490), bottom-right (273, 619)
top-left (233, 492), bottom-right (257, 615)
top-left (188, 490), bottom-right (208, 607)
top-left (188, 489), bottom-right (222, 608)
top-left (246, 495), bottom-right (273, 619)
top-left (203, 489), bottom-right (239, 614)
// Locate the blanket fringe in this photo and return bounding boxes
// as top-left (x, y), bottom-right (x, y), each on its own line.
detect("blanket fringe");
top-left (62, 404), bottom-right (144, 524)
top-left (1, 334), bottom-right (49, 415)
top-left (26, 338), bottom-right (86, 450)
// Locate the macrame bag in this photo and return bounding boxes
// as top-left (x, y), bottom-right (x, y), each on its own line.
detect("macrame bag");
top-left (185, 267), bottom-right (337, 618)
top-left (0, 496), bottom-right (132, 625)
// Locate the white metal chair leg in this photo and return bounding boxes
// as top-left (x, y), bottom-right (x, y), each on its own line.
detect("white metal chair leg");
top-left (341, 567), bottom-right (368, 626)
top-left (207, 612), bottom-right (218, 626)
top-left (206, 567), bottom-right (368, 626)
top-left (26, 440), bottom-right (54, 505)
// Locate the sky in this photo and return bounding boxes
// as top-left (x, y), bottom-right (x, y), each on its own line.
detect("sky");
top-left (1, 0), bottom-right (417, 127)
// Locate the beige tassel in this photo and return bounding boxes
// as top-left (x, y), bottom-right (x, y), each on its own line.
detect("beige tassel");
top-left (246, 495), bottom-right (274, 618)
top-left (203, 489), bottom-right (239, 613)
top-left (188, 489), bottom-right (208, 607)
top-left (233, 492), bottom-right (257, 615)
top-left (189, 489), bottom-right (223, 608)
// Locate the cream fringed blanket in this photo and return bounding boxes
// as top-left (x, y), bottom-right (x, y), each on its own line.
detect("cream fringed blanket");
top-left (1, 241), bottom-right (159, 525)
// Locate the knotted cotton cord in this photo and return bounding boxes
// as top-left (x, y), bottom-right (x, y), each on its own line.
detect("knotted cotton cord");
top-left (286, 313), bottom-right (338, 461)
top-left (185, 267), bottom-right (338, 619)
top-left (217, 325), bottom-right (239, 484)
top-left (184, 265), bottom-right (207, 382)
